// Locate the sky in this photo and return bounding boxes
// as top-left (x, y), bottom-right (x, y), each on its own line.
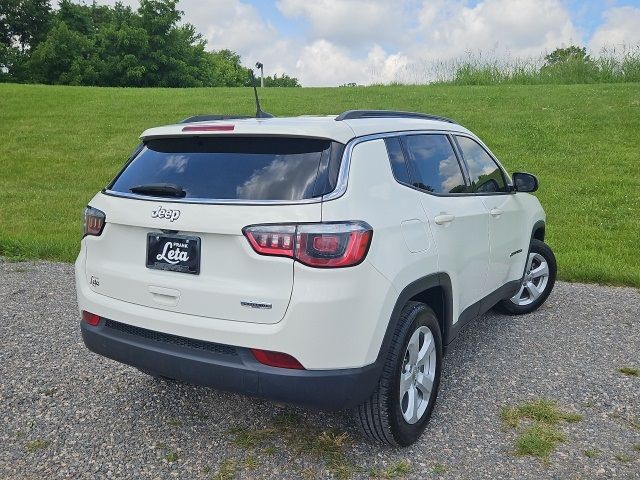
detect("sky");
top-left (89, 0), bottom-right (640, 86)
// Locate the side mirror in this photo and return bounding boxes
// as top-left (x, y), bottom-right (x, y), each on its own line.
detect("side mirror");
top-left (512, 172), bottom-right (538, 192)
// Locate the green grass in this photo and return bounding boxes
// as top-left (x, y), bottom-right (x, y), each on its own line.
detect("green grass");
top-left (442, 47), bottom-right (640, 86)
top-left (164, 450), bottom-right (178, 463)
top-left (502, 399), bottom-right (582, 460)
top-left (501, 399), bottom-right (583, 428)
top-left (376, 460), bottom-right (412, 479)
top-left (584, 449), bottom-right (600, 458)
top-left (618, 366), bottom-right (639, 377)
top-left (25, 439), bottom-right (50, 452)
top-left (212, 459), bottom-right (238, 480)
top-left (514, 424), bottom-right (566, 459)
top-left (614, 453), bottom-right (633, 463)
top-left (229, 411), bottom-right (358, 479)
top-left (1, 82), bottom-right (639, 287)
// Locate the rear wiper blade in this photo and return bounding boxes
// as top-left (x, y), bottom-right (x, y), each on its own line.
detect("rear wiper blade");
top-left (130, 183), bottom-right (186, 198)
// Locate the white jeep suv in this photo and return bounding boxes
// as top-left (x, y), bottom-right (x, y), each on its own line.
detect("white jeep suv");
top-left (76, 110), bottom-right (556, 446)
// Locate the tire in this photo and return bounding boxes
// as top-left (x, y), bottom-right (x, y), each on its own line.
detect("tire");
top-left (495, 238), bottom-right (556, 315)
top-left (353, 302), bottom-right (442, 446)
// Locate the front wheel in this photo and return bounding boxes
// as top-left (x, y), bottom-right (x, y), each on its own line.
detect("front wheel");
top-left (353, 302), bottom-right (442, 446)
top-left (496, 238), bottom-right (556, 315)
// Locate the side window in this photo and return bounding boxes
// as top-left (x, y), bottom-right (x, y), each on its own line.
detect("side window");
top-left (384, 137), bottom-right (411, 184)
top-left (402, 134), bottom-right (468, 194)
top-left (455, 136), bottom-right (507, 193)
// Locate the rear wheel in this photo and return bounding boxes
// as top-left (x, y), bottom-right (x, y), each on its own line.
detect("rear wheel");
top-left (353, 302), bottom-right (442, 446)
top-left (496, 239), bottom-right (556, 315)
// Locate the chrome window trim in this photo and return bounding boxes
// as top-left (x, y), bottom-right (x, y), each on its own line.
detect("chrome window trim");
top-left (322, 129), bottom-right (472, 202)
top-left (102, 128), bottom-right (475, 205)
top-left (101, 189), bottom-right (325, 206)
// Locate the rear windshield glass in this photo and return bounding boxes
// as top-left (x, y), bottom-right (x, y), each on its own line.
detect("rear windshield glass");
top-left (109, 137), bottom-right (344, 201)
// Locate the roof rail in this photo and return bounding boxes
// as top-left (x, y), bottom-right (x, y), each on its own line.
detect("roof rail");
top-left (179, 114), bottom-right (252, 124)
top-left (335, 110), bottom-right (456, 124)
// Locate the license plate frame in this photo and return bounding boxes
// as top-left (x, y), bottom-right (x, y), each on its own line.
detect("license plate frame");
top-left (146, 233), bottom-right (201, 275)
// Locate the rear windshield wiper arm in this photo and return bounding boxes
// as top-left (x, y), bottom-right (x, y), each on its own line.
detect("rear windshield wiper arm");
top-left (130, 183), bottom-right (186, 198)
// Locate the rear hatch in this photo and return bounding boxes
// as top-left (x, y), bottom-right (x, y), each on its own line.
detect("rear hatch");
top-left (84, 135), bottom-right (344, 324)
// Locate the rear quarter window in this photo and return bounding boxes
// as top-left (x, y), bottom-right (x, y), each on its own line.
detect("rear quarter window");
top-left (109, 137), bottom-right (344, 201)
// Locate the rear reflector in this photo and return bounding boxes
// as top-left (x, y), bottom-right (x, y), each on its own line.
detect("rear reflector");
top-left (82, 311), bottom-right (100, 326)
top-left (243, 221), bottom-right (372, 268)
top-left (181, 125), bottom-right (235, 132)
top-left (251, 349), bottom-right (305, 369)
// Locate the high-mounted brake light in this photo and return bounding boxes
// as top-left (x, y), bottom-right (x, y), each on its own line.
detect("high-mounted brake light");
top-left (181, 125), bottom-right (235, 132)
top-left (243, 222), bottom-right (372, 268)
top-left (83, 206), bottom-right (106, 237)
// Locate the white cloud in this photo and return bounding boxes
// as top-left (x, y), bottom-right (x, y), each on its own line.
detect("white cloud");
top-left (276, 0), bottom-right (584, 84)
top-left (276, 0), bottom-right (406, 47)
top-left (181, 0), bottom-right (302, 76)
top-left (79, 0), bottom-right (640, 86)
top-left (295, 41), bottom-right (411, 86)
top-left (589, 6), bottom-right (640, 54)
top-left (185, 1), bottom-right (273, 53)
top-left (413, 0), bottom-right (581, 59)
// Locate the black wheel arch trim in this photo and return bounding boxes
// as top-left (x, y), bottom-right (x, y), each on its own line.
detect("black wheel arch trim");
top-left (374, 273), bottom-right (454, 368)
top-left (523, 220), bottom-right (546, 278)
top-left (375, 266), bottom-right (534, 367)
top-left (369, 221), bottom-right (547, 394)
top-left (532, 220), bottom-right (545, 242)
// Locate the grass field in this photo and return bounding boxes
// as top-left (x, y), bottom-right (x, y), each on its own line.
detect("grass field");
top-left (1, 83), bottom-right (638, 287)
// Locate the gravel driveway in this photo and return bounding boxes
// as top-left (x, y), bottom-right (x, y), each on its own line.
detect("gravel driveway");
top-left (1, 258), bottom-right (638, 479)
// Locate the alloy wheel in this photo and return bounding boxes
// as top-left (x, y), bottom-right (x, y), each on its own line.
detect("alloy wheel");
top-left (399, 326), bottom-right (437, 424)
top-left (510, 252), bottom-right (550, 306)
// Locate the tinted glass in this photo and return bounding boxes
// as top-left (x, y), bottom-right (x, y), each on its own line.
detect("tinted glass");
top-left (110, 137), bottom-right (342, 201)
top-left (384, 137), bottom-right (411, 184)
top-left (456, 136), bottom-right (507, 193)
top-left (402, 134), bottom-right (467, 194)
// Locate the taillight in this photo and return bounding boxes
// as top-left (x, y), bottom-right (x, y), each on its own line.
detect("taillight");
top-left (83, 206), bottom-right (105, 237)
top-left (244, 225), bottom-right (296, 258)
top-left (81, 310), bottom-right (100, 326)
top-left (251, 349), bottom-right (305, 369)
top-left (243, 222), bottom-right (372, 268)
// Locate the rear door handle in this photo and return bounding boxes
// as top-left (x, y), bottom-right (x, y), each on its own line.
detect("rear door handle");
top-left (490, 208), bottom-right (504, 217)
top-left (434, 214), bottom-right (455, 225)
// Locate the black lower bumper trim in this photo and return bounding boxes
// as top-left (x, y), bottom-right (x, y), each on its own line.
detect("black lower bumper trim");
top-left (81, 319), bottom-right (380, 410)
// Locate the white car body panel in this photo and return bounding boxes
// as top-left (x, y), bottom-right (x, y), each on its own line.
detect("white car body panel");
top-left (76, 114), bottom-right (547, 372)
top-left (140, 116), bottom-right (357, 144)
top-left (83, 192), bottom-right (321, 324)
top-left (76, 246), bottom-right (394, 369)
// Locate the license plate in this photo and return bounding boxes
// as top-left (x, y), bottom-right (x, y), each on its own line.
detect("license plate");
top-left (146, 233), bottom-right (201, 274)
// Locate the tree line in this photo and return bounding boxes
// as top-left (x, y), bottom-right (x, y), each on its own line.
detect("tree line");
top-left (0, 0), bottom-right (301, 87)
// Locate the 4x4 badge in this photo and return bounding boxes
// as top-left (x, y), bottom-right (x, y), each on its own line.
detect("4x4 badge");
top-left (151, 206), bottom-right (181, 222)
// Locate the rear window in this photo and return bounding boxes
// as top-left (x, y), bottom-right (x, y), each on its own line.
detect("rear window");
top-left (109, 137), bottom-right (345, 201)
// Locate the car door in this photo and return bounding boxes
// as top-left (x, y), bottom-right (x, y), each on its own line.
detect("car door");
top-left (400, 133), bottom-right (491, 321)
top-left (454, 135), bottom-right (525, 288)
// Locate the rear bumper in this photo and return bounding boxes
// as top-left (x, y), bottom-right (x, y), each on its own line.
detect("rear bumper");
top-left (81, 318), bottom-right (380, 410)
